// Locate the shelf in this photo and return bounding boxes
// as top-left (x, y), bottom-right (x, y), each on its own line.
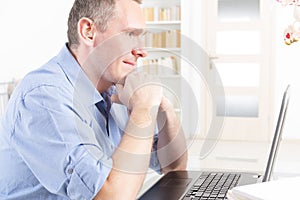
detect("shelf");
top-left (174, 108), bottom-right (181, 114)
top-left (157, 75), bottom-right (181, 78)
top-left (142, 0), bottom-right (180, 7)
top-left (143, 48), bottom-right (181, 59)
top-left (146, 48), bottom-right (181, 52)
top-left (145, 48), bottom-right (181, 54)
top-left (142, 0), bottom-right (182, 115)
top-left (146, 20), bottom-right (181, 25)
top-left (146, 21), bottom-right (180, 30)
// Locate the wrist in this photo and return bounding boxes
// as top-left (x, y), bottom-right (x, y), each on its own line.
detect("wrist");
top-left (125, 106), bottom-right (159, 139)
top-left (159, 96), bottom-right (175, 113)
top-left (130, 106), bottom-right (159, 127)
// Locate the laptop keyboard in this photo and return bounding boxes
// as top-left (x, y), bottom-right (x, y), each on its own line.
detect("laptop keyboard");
top-left (182, 172), bottom-right (241, 200)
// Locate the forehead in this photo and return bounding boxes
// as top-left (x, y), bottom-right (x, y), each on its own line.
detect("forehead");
top-left (114, 0), bottom-right (146, 30)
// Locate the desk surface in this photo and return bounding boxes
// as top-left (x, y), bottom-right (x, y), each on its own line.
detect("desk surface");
top-left (138, 139), bottom-right (300, 198)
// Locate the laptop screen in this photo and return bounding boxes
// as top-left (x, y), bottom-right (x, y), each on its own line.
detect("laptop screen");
top-left (262, 85), bottom-right (290, 182)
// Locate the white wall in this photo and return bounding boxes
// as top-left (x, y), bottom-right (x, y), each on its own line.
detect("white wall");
top-left (1, 1), bottom-right (300, 139)
top-left (0, 0), bottom-right (73, 81)
top-left (273, 4), bottom-right (300, 139)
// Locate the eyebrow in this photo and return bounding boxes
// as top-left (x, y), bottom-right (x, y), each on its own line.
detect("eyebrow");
top-left (123, 28), bottom-right (147, 36)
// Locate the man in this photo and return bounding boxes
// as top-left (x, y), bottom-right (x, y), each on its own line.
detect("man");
top-left (0, 0), bottom-right (187, 199)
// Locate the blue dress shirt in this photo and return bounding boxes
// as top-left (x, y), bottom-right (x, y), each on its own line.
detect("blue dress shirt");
top-left (0, 44), bottom-right (161, 200)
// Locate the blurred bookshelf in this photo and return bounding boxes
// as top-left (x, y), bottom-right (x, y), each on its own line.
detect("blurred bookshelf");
top-left (140, 0), bottom-right (182, 118)
top-left (142, 1), bottom-right (181, 22)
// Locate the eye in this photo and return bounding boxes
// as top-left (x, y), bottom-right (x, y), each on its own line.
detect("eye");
top-left (126, 29), bottom-right (146, 38)
top-left (127, 31), bottom-right (135, 37)
top-left (141, 30), bottom-right (148, 37)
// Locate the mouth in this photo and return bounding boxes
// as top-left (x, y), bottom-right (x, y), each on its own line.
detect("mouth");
top-left (123, 60), bottom-right (136, 67)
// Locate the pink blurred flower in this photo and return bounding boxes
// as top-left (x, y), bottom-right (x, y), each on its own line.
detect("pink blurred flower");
top-left (277, 0), bottom-right (300, 44)
top-left (276, 0), bottom-right (299, 6)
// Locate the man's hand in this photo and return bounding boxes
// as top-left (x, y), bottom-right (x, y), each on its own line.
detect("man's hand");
top-left (115, 71), bottom-right (163, 111)
top-left (157, 97), bottom-right (188, 173)
top-left (95, 72), bottom-right (164, 200)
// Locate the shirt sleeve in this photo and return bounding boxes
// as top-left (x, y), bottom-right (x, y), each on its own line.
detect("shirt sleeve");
top-left (11, 85), bottom-right (111, 200)
top-left (149, 128), bottom-right (162, 174)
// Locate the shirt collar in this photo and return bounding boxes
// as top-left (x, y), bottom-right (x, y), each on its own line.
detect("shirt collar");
top-left (55, 44), bottom-right (103, 106)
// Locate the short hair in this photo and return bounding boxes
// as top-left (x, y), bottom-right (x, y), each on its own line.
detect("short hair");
top-left (67, 0), bottom-right (142, 49)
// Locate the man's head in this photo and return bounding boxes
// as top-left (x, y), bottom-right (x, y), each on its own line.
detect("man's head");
top-left (67, 0), bottom-right (147, 92)
top-left (67, 0), bottom-right (142, 49)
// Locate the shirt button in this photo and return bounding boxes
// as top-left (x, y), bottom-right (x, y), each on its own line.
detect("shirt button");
top-left (67, 168), bottom-right (74, 174)
top-left (110, 144), bottom-right (114, 149)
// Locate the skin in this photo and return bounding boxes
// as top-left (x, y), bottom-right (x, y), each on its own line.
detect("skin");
top-left (69, 0), bottom-right (188, 199)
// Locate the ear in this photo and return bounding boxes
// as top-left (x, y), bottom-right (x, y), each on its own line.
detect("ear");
top-left (78, 17), bottom-right (96, 46)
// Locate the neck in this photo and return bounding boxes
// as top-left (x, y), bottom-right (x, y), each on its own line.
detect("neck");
top-left (96, 78), bottom-right (113, 93)
top-left (69, 44), bottom-right (109, 92)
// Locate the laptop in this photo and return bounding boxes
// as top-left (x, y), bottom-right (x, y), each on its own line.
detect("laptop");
top-left (139, 85), bottom-right (290, 200)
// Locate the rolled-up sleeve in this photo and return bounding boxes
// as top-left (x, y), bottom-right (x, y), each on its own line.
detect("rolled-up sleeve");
top-left (11, 85), bottom-right (111, 199)
top-left (65, 144), bottom-right (112, 199)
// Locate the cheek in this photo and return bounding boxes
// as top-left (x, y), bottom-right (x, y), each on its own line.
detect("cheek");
top-left (105, 61), bottom-right (127, 82)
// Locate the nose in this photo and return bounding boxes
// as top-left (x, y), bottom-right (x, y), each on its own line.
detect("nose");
top-left (131, 48), bottom-right (147, 58)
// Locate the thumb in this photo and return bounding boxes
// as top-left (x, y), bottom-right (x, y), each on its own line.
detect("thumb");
top-left (111, 94), bottom-right (122, 104)
top-left (115, 83), bottom-right (124, 95)
top-left (115, 83), bottom-right (131, 109)
top-left (114, 83), bottom-right (125, 105)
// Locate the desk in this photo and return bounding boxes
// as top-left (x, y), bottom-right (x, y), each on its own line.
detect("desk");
top-left (138, 139), bottom-right (300, 198)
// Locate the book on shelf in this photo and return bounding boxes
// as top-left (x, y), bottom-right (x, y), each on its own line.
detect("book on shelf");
top-left (143, 5), bottom-right (181, 22)
top-left (144, 30), bottom-right (181, 48)
top-left (138, 56), bottom-right (179, 76)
